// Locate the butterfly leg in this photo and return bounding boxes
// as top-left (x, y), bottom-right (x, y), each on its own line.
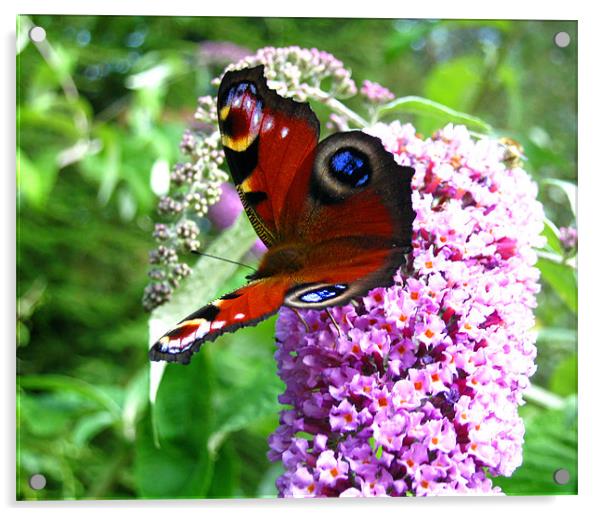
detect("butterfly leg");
top-left (325, 308), bottom-right (342, 338)
top-left (291, 307), bottom-right (310, 333)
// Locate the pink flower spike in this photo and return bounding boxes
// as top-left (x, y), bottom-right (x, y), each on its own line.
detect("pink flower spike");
top-left (269, 119), bottom-right (543, 497)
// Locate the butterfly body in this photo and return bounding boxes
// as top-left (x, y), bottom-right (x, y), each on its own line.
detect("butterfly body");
top-left (149, 65), bottom-right (415, 364)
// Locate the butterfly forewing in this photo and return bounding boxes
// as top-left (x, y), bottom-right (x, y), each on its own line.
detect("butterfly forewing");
top-left (217, 65), bottom-right (320, 246)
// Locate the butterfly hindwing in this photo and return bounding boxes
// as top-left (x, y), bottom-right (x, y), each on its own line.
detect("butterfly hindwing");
top-left (277, 131), bottom-right (415, 308)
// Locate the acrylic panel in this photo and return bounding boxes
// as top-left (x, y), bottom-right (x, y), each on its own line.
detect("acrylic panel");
top-left (16, 16), bottom-right (577, 499)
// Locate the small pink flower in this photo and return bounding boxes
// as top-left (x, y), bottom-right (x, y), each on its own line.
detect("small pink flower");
top-left (360, 80), bottom-right (395, 104)
top-left (316, 450), bottom-right (349, 487)
top-left (330, 399), bottom-right (360, 432)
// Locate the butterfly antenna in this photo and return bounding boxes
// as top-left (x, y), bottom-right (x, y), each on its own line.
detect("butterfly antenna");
top-left (191, 250), bottom-right (258, 273)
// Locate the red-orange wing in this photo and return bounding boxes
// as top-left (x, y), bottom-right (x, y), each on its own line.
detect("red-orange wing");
top-left (149, 278), bottom-right (290, 365)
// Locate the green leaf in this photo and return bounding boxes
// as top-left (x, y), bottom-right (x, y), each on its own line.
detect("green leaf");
top-left (121, 368), bottom-right (150, 441)
top-left (537, 257), bottom-right (577, 314)
top-left (412, 56), bottom-right (486, 135)
top-left (208, 364), bottom-right (283, 457)
top-left (18, 391), bottom-right (77, 437)
top-left (540, 217), bottom-right (563, 255)
top-left (18, 374), bottom-right (122, 420)
top-left (96, 128), bottom-right (121, 205)
top-left (536, 326), bottom-right (576, 354)
top-left (384, 22), bottom-right (433, 62)
top-left (17, 148), bottom-right (59, 209)
top-left (134, 353), bottom-right (214, 498)
top-left (256, 462), bottom-right (284, 498)
top-left (536, 327), bottom-right (576, 344)
top-left (376, 95), bottom-right (492, 134)
top-left (543, 179), bottom-right (577, 219)
top-left (72, 411), bottom-right (115, 446)
top-left (206, 441), bottom-right (239, 498)
top-left (549, 354), bottom-right (578, 397)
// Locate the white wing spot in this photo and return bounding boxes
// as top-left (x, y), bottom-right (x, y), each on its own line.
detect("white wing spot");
top-left (211, 320), bottom-right (226, 330)
top-left (195, 320), bottom-right (211, 339)
top-left (234, 313), bottom-right (246, 320)
top-left (168, 339), bottom-right (182, 352)
top-left (263, 115), bottom-right (274, 131)
top-left (280, 127), bottom-right (289, 138)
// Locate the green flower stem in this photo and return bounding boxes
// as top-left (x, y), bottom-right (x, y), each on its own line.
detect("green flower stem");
top-left (375, 95), bottom-right (493, 133)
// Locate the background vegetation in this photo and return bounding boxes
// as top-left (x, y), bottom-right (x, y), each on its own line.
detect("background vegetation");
top-left (17, 16), bottom-right (577, 499)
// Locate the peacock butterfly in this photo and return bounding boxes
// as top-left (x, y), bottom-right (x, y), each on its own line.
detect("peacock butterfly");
top-left (149, 65), bottom-right (415, 364)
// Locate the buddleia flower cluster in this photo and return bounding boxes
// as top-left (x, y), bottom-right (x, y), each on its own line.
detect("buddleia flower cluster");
top-left (360, 80), bottom-right (395, 104)
top-left (142, 95), bottom-right (229, 311)
top-left (268, 122), bottom-right (544, 496)
top-left (214, 46), bottom-right (357, 102)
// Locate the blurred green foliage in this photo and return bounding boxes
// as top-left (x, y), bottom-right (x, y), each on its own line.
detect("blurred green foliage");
top-left (17, 15), bottom-right (577, 499)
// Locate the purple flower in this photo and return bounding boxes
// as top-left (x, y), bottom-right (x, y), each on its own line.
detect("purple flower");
top-left (268, 122), bottom-right (543, 496)
top-left (360, 80), bottom-right (395, 104)
top-left (206, 182), bottom-right (243, 230)
top-left (559, 226), bottom-right (577, 253)
top-left (198, 41), bottom-right (252, 65)
top-left (250, 238), bottom-right (268, 257)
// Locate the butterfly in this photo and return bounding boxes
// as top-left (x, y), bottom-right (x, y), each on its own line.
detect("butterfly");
top-left (149, 65), bottom-right (415, 365)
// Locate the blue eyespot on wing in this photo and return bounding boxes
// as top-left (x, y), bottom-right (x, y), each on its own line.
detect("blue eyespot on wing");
top-left (329, 149), bottom-right (370, 187)
top-left (284, 283), bottom-right (349, 309)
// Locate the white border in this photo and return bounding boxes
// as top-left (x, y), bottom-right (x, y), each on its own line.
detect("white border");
top-left (3, 1), bottom-right (600, 515)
